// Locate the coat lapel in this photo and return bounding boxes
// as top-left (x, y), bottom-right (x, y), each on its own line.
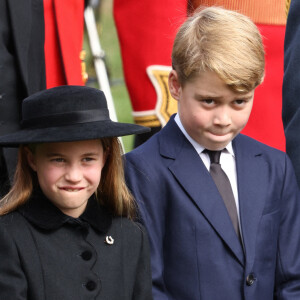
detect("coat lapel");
top-left (159, 118), bottom-right (244, 266)
top-left (7, 0), bottom-right (32, 94)
top-left (233, 135), bottom-right (268, 266)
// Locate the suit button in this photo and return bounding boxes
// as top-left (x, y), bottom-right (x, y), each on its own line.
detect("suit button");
top-left (86, 280), bottom-right (97, 291)
top-left (246, 273), bottom-right (256, 286)
top-left (81, 250), bottom-right (92, 261)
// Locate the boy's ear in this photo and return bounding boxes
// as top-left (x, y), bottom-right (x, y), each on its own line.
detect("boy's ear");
top-left (24, 147), bottom-right (37, 172)
top-left (168, 70), bottom-right (181, 101)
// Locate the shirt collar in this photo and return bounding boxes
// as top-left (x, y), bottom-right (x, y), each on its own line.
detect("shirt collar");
top-left (18, 188), bottom-right (112, 233)
top-left (174, 113), bottom-right (234, 156)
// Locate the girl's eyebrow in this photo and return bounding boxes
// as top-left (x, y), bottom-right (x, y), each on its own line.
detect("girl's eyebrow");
top-left (45, 151), bottom-right (100, 158)
top-left (46, 153), bottom-right (64, 157)
top-left (81, 152), bottom-right (99, 157)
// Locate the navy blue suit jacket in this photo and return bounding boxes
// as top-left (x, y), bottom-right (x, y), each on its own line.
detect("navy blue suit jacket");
top-left (283, 0), bottom-right (300, 186)
top-left (125, 116), bottom-right (300, 300)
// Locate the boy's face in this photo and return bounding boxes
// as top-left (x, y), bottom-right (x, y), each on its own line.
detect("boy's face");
top-left (169, 70), bottom-right (254, 150)
top-left (26, 139), bottom-right (106, 218)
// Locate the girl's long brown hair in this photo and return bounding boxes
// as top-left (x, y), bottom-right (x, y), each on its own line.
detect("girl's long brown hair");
top-left (0, 138), bottom-right (136, 219)
top-left (99, 137), bottom-right (136, 219)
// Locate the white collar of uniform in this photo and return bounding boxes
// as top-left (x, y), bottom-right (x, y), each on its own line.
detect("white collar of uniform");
top-left (174, 113), bottom-right (234, 157)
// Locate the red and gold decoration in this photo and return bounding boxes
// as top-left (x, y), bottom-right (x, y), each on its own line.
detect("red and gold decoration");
top-left (114, 0), bottom-right (287, 151)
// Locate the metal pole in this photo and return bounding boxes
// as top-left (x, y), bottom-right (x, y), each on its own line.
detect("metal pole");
top-left (84, 6), bottom-right (124, 150)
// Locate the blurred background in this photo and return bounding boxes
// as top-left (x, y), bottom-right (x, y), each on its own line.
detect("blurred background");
top-left (84, 0), bottom-right (134, 152)
top-left (83, 0), bottom-right (287, 154)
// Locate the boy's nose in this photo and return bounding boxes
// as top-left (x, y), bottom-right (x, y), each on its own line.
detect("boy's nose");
top-left (213, 108), bottom-right (231, 126)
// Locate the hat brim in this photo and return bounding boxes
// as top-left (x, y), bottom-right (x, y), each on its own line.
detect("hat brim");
top-left (0, 121), bottom-right (150, 147)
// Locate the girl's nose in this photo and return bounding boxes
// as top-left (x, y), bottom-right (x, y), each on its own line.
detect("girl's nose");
top-left (65, 165), bottom-right (82, 182)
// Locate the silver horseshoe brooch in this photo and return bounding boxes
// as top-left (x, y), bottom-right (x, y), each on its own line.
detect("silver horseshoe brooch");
top-left (105, 236), bottom-right (114, 245)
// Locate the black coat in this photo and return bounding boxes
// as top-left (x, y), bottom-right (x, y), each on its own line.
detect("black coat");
top-left (0, 190), bottom-right (153, 300)
top-left (0, 0), bottom-right (45, 116)
top-left (0, 0), bottom-right (46, 192)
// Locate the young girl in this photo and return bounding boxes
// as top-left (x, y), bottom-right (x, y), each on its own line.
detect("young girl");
top-left (0, 85), bottom-right (153, 299)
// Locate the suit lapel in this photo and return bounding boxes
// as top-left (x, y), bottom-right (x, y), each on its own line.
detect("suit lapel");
top-left (159, 118), bottom-right (244, 266)
top-left (233, 135), bottom-right (268, 266)
top-left (7, 0), bottom-right (32, 94)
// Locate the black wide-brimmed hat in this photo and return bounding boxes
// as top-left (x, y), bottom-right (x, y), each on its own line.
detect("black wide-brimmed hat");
top-left (0, 85), bottom-right (150, 147)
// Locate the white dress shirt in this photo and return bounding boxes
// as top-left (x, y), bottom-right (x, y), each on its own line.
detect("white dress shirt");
top-left (174, 114), bottom-right (241, 227)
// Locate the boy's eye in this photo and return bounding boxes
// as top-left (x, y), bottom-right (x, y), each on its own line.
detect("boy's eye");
top-left (235, 99), bottom-right (245, 105)
top-left (202, 99), bottom-right (215, 105)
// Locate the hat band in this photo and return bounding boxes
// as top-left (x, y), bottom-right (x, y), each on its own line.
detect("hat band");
top-left (21, 109), bottom-right (109, 129)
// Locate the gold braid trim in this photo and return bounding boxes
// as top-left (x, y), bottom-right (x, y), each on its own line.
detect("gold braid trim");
top-left (190, 0), bottom-right (287, 25)
top-left (80, 50), bottom-right (88, 85)
top-left (133, 115), bottom-right (161, 127)
top-left (286, 0), bottom-right (291, 17)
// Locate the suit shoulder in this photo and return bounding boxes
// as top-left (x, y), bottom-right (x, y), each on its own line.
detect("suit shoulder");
top-left (237, 134), bottom-right (292, 175)
top-left (238, 134), bottom-right (285, 157)
top-left (126, 133), bottom-right (160, 159)
top-left (125, 133), bottom-right (162, 174)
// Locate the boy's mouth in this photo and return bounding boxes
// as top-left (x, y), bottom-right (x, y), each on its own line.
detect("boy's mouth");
top-left (208, 130), bottom-right (231, 137)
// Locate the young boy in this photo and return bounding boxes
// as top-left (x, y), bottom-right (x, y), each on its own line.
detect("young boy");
top-left (125, 7), bottom-right (300, 300)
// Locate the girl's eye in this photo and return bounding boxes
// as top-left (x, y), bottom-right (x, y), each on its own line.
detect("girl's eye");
top-left (83, 157), bottom-right (94, 162)
top-left (51, 158), bottom-right (65, 163)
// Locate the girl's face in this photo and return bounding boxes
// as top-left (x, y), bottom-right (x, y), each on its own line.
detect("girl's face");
top-left (26, 140), bottom-right (106, 218)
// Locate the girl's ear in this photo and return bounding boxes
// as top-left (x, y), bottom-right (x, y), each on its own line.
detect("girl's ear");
top-left (168, 70), bottom-right (182, 101)
top-left (24, 147), bottom-right (37, 172)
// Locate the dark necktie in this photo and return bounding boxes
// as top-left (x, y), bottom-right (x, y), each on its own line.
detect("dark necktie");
top-left (205, 150), bottom-right (241, 241)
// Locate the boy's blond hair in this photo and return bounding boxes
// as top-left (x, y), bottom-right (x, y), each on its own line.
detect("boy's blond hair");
top-left (0, 138), bottom-right (136, 219)
top-left (172, 6), bottom-right (265, 92)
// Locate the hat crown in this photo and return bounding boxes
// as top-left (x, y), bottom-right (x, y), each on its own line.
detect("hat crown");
top-left (0, 85), bottom-right (149, 146)
top-left (22, 85), bottom-right (108, 122)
